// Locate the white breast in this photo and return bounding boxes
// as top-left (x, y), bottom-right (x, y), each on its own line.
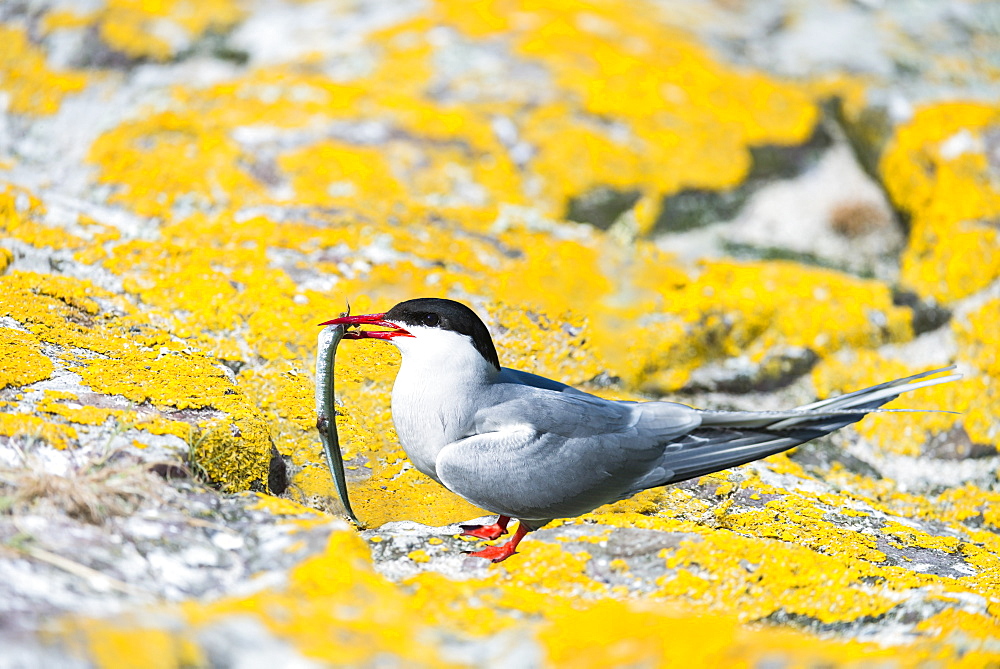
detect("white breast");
top-left (389, 327), bottom-right (498, 482)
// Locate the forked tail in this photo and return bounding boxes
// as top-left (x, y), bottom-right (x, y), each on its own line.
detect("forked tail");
top-left (656, 366), bottom-right (960, 485)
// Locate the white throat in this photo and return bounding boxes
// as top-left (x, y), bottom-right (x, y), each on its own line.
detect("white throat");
top-left (389, 327), bottom-right (498, 481)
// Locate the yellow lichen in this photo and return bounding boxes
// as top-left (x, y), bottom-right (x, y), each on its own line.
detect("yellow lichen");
top-left (441, 0), bottom-right (817, 217)
top-left (0, 412), bottom-right (77, 449)
top-left (493, 540), bottom-right (602, 594)
top-left (0, 185), bottom-right (88, 250)
top-left (74, 350), bottom-right (271, 490)
top-left (352, 454), bottom-right (487, 528)
top-left (39, 9), bottom-right (97, 34)
top-left (881, 102), bottom-right (1000, 303)
top-left (180, 530), bottom-right (450, 665)
top-left (918, 608), bottom-right (1000, 646)
top-left (278, 140), bottom-right (406, 216)
top-left (36, 393), bottom-right (114, 426)
top-left (717, 494), bottom-right (888, 565)
top-left (953, 299), bottom-right (1000, 449)
top-left (538, 601), bottom-right (741, 667)
top-left (250, 494), bottom-right (325, 518)
top-left (96, 0), bottom-right (245, 61)
top-left (127, 414), bottom-right (192, 441)
top-left (81, 0), bottom-right (820, 235)
top-left (610, 260), bottom-right (912, 391)
top-left (88, 113), bottom-right (262, 219)
top-left (659, 531), bottom-right (899, 624)
top-left (0, 270), bottom-right (271, 488)
top-left (0, 26), bottom-right (88, 116)
top-left (0, 327), bottom-right (53, 390)
top-left (83, 620), bottom-right (203, 669)
top-left (408, 549), bottom-right (431, 563)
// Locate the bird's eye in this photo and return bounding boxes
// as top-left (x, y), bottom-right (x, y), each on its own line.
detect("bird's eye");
top-left (422, 313), bottom-right (440, 327)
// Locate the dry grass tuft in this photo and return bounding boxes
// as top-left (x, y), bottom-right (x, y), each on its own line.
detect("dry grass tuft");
top-left (0, 455), bottom-right (163, 524)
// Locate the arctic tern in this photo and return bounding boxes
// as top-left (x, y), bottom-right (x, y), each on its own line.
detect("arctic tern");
top-left (322, 298), bottom-right (959, 562)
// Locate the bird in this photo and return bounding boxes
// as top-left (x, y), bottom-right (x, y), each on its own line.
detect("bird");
top-left (322, 297), bottom-right (960, 562)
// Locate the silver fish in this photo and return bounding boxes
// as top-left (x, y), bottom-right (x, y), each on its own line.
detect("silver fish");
top-left (315, 314), bottom-right (362, 525)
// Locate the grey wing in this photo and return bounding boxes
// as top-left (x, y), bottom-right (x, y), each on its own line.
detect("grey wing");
top-left (477, 385), bottom-right (700, 441)
top-left (436, 388), bottom-right (702, 523)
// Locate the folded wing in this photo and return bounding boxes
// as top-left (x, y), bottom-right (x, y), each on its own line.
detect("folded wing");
top-left (438, 383), bottom-right (702, 523)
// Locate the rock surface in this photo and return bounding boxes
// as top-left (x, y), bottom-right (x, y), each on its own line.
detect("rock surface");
top-left (1, 0), bottom-right (999, 666)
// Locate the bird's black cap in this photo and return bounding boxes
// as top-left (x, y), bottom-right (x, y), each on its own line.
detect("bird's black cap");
top-left (385, 298), bottom-right (500, 372)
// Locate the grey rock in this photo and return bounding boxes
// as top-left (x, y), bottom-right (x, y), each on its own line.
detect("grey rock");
top-left (0, 474), bottom-right (345, 636)
top-left (681, 347), bottom-right (819, 395)
top-left (658, 142), bottom-right (904, 281)
top-left (197, 617), bottom-right (324, 669)
top-left (573, 527), bottom-right (700, 593)
top-left (652, 122), bottom-right (833, 235)
top-left (789, 436), bottom-right (884, 481)
top-left (566, 187), bottom-right (642, 230)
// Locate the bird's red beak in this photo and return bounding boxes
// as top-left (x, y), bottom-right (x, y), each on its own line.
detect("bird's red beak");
top-left (319, 312), bottom-right (414, 340)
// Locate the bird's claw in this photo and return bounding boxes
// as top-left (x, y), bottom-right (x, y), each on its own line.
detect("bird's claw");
top-left (460, 522), bottom-right (508, 540)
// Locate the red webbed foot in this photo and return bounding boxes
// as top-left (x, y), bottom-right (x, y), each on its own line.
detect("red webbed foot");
top-left (460, 515), bottom-right (510, 540)
top-left (466, 522), bottom-right (529, 563)
top-left (467, 543), bottom-right (518, 562)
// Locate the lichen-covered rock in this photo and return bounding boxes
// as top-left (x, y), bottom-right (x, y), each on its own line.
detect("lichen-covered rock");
top-left (882, 103), bottom-right (1000, 304)
top-left (1, 0), bottom-right (998, 666)
top-left (0, 264), bottom-right (272, 491)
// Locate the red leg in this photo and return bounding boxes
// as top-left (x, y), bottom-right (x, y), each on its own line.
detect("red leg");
top-left (460, 515), bottom-right (510, 540)
top-left (467, 522), bottom-right (529, 562)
